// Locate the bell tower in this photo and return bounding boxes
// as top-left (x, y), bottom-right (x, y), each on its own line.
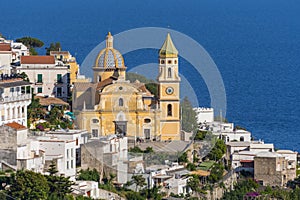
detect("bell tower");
top-left (157, 33), bottom-right (181, 140)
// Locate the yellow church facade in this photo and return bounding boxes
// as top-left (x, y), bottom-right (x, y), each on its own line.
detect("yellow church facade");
top-left (73, 32), bottom-right (181, 141)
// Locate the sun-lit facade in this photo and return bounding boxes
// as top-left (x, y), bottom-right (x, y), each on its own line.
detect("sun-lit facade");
top-left (73, 33), bottom-right (181, 141)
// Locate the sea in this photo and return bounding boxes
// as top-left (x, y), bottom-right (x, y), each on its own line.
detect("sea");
top-left (1, 0), bottom-right (300, 151)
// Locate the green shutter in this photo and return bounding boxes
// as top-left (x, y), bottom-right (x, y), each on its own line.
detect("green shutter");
top-left (57, 74), bottom-right (62, 83)
top-left (37, 74), bottom-right (43, 83)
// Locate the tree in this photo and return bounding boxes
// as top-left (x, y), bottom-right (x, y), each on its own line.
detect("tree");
top-left (208, 163), bottom-right (224, 183)
top-left (0, 171), bottom-right (15, 190)
top-left (144, 146), bottom-right (154, 153)
top-left (49, 106), bottom-right (64, 124)
top-left (16, 37), bottom-right (44, 48)
top-left (18, 72), bottom-right (30, 82)
top-left (181, 96), bottom-right (197, 132)
top-left (29, 47), bottom-right (38, 55)
top-left (77, 168), bottom-right (100, 182)
top-left (186, 162), bottom-right (197, 171)
top-left (178, 152), bottom-right (188, 163)
top-left (207, 139), bottom-right (226, 161)
top-left (128, 146), bottom-right (144, 153)
top-left (145, 83), bottom-right (158, 98)
top-left (8, 170), bottom-right (50, 200)
top-left (46, 42), bottom-right (61, 55)
top-left (187, 175), bottom-right (202, 197)
top-left (131, 175), bottom-right (146, 192)
top-left (27, 96), bottom-right (46, 125)
top-left (194, 130), bottom-right (209, 141)
top-left (46, 161), bottom-right (74, 199)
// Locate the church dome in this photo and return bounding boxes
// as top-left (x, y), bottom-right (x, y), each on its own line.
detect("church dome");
top-left (94, 32), bottom-right (125, 68)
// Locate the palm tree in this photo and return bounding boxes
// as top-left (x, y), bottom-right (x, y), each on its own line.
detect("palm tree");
top-left (131, 175), bottom-right (146, 192)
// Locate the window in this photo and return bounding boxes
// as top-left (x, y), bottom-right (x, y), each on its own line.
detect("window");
top-left (167, 68), bottom-right (172, 78)
top-left (240, 136), bottom-right (244, 142)
top-left (161, 60), bottom-right (165, 64)
top-left (174, 60), bottom-right (177, 64)
top-left (21, 86), bottom-right (25, 94)
top-left (67, 161), bottom-right (69, 169)
top-left (144, 118), bottom-right (151, 123)
top-left (57, 74), bottom-right (62, 83)
top-left (71, 160), bottom-right (73, 169)
top-left (167, 104), bottom-right (172, 116)
top-left (57, 87), bottom-right (62, 97)
top-left (92, 118), bottom-right (99, 123)
top-left (67, 149), bottom-right (69, 158)
top-left (92, 129), bottom-right (98, 137)
top-left (71, 148), bottom-right (73, 157)
top-left (119, 98), bottom-right (124, 106)
top-left (168, 60), bottom-right (172, 64)
top-left (10, 87), bottom-right (14, 92)
top-left (37, 87), bottom-right (43, 93)
top-left (37, 74), bottom-right (43, 83)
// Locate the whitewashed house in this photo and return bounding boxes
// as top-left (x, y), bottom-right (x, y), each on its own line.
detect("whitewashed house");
top-left (0, 77), bottom-right (32, 126)
top-left (148, 163), bottom-right (191, 196)
top-left (38, 136), bottom-right (76, 180)
top-left (0, 43), bottom-right (12, 75)
top-left (17, 55), bottom-right (69, 100)
top-left (45, 129), bottom-right (89, 164)
top-left (194, 107), bottom-right (214, 124)
top-left (0, 122), bottom-right (45, 173)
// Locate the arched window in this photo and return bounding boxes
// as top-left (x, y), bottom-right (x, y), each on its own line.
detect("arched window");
top-left (167, 104), bottom-right (172, 116)
top-left (240, 136), bottom-right (244, 142)
top-left (119, 98), bottom-right (124, 106)
top-left (167, 68), bottom-right (172, 78)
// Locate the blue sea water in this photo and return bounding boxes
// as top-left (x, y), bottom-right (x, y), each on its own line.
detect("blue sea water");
top-left (1, 0), bottom-right (300, 151)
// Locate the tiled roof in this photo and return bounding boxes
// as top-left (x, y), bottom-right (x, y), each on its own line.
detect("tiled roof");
top-left (35, 96), bottom-right (69, 106)
top-left (5, 122), bottom-right (27, 130)
top-left (0, 78), bottom-right (31, 88)
top-left (21, 56), bottom-right (55, 64)
top-left (0, 43), bottom-right (11, 51)
top-left (96, 78), bottom-right (114, 91)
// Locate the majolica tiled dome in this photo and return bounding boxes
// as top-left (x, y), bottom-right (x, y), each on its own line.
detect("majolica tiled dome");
top-left (94, 32), bottom-right (125, 68)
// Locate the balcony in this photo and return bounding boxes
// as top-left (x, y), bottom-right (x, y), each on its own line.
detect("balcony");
top-left (35, 81), bottom-right (43, 85)
top-left (0, 94), bottom-right (31, 103)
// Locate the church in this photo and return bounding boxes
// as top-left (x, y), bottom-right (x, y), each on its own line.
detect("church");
top-left (73, 32), bottom-right (181, 141)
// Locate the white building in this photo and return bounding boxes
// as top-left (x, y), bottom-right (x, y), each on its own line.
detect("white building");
top-left (231, 142), bottom-right (275, 171)
top-left (148, 163), bottom-right (191, 196)
top-left (276, 150), bottom-right (297, 170)
top-left (38, 137), bottom-right (76, 180)
top-left (222, 130), bottom-right (252, 143)
top-left (45, 129), bottom-right (89, 164)
top-left (0, 43), bottom-right (12, 75)
top-left (249, 142), bottom-right (274, 153)
top-left (194, 107), bottom-right (214, 124)
top-left (72, 181), bottom-right (100, 199)
top-left (17, 55), bottom-right (69, 100)
top-left (0, 77), bottom-right (32, 126)
top-left (0, 122), bottom-right (45, 173)
top-left (10, 41), bottom-right (29, 63)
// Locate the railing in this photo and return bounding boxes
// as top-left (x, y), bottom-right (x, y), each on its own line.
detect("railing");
top-left (0, 94), bottom-right (31, 103)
